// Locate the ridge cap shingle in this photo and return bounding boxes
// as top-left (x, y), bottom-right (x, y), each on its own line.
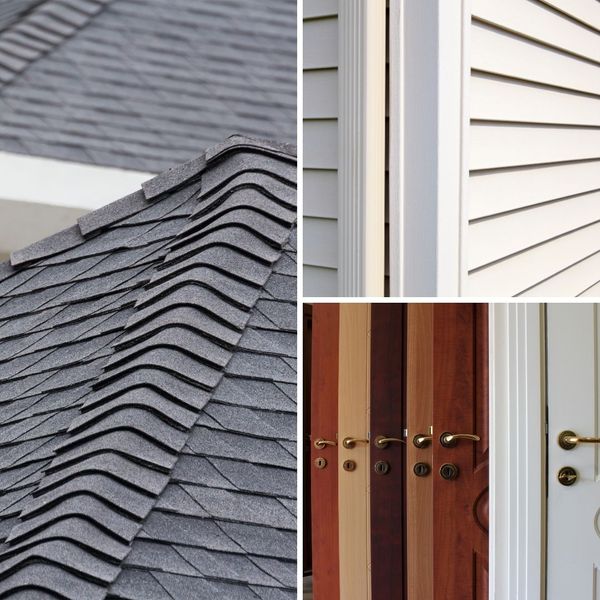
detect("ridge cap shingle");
top-left (3, 136), bottom-right (291, 271)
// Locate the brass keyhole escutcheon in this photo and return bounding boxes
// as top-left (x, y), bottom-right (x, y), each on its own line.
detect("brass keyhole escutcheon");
top-left (343, 459), bottom-right (356, 472)
top-left (413, 462), bottom-right (431, 477)
top-left (440, 463), bottom-right (459, 480)
top-left (557, 466), bottom-right (577, 486)
top-left (374, 460), bottom-right (390, 475)
top-left (314, 457), bottom-right (327, 469)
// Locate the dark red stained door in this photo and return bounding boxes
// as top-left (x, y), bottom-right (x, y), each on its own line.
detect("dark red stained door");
top-left (432, 304), bottom-right (489, 599)
top-left (370, 304), bottom-right (406, 600)
top-left (310, 304), bottom-right (340, 600)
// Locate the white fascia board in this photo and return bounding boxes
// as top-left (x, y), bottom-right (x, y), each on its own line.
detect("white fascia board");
top-left (489, 303), bottom-right (545, 600)
top-left (389, 0), bottom-right (469, 296)
top-left (0, 152), bottom-right (155, 211)
top-left (338, 0), bottom-right (386, 297)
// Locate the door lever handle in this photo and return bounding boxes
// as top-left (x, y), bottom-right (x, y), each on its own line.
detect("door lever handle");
top-left (440, 432), bottom-right (481, 447)
top-left (343, 437), bottom-right (369, 449)
top-left (559, 430), bottom-right (600, 450)
top-left (313, 438), bottom-right (337, 449)
top-left (374, 435), bottom-right (405, 449)
top-left (413, 434), bottom-right (433, 448)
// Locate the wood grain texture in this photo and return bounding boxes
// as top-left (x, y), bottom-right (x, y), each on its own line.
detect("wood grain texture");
top-left (338, 304), bottom-right (371, 600)
top-left (310, 304), bottom-right (340, 600)
top-left (406, 304), bottom-right (434, 600)
top-left (369, 304), bottom-right (406, 600)
top-left (303, 306), bottom-right (313, 572)
top-left (432, 304), bottom-right (489, 600)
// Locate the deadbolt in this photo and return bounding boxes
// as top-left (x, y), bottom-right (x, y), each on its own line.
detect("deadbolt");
top-left (314, 457), bottom-right (327, 469)
top-left (413, 462), bottom-right (431, 477)
top-left (557, 466), bottom-right (577, 486)
top-left (440, 463), bottom-right (459, 480)
top-left (374, 460), bottom-right (390, 475)
top-left (343, 459), bottom-right (356, 472)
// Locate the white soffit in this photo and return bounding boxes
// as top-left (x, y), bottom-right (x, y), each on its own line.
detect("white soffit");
top-left (0, 152), bottom-right (155, 211)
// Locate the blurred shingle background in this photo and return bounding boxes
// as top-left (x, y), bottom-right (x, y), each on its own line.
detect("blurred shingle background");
top-left (0, 0), bottom-right (296, 172)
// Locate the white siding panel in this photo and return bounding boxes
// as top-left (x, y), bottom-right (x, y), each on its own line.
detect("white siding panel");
top-left (469, 160), bottom-right (600, 219)
top-left (467, 221), bottom-right (600, 296)
top-left (579, 279), bottom-right (600, 297)
top-left (538, 0), bottom-right (600, 31)
top-left (304, 69), bottom-right (338, 118)
top-left (469, 189), bottom-right (600, 270)
top-left (304, 0), bottom-right (338, 20)
top-left (471, 21), bottom-right (600, 95)
top-left (470, 124), bottom-right (600, 170)
top-left (304, 119), bottom-right (338, 169)
top-left (304, 265), bottom-right (338, 297)
top-left (304, 169), bottom-right (338, 219)
top-left (304, 17), bottom-right (338, 69)
top-left (472, 0), bottom-right (600, 62)
top-left (304, 217), bottom-right (338, 269)
top-left (521, 251), bottom-right (600, 296)
top-left (470, 74), bottom-right (600, 127)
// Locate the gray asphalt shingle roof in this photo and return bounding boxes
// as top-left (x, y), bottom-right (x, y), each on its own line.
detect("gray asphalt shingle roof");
top-left (0, 135), bottom-right (297, 599)
top-left (0, 0), bottom-right (296, 172)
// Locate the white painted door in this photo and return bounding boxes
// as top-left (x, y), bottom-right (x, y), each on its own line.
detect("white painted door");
top-left (547, 303), bottom-right (600, 598)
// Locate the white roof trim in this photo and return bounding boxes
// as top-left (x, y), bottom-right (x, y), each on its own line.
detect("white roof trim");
top-left (0, 151), bottom-right (155, 211)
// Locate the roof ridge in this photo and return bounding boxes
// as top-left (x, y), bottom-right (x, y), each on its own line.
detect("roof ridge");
top-left (0, 145), bottom-right (297, 599)
top-left (0, 0), bottom-right (113, 88)
top-left (0, 135), bottom-right (296, 274)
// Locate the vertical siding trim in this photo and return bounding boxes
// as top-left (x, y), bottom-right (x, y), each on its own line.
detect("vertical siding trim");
top-left (338, 0), bottom-right (386, 297)
top-left (389, 0), bottom-right (469, 296)
top-left (489, 304), bottom-right (545, 600)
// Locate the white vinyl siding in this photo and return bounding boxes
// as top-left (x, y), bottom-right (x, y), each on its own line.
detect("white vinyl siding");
top-left (303, 1), bottom-right (340, 296)
top-left (466, 0), bottom-right (600, 296)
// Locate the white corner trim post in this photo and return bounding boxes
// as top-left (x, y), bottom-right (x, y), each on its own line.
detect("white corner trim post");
top-left (489, 304), bottom-right (545, 600)
top-left (389, 0), bottom-right (469, 296)
top-left (338, 0), bottom-right (386, 297)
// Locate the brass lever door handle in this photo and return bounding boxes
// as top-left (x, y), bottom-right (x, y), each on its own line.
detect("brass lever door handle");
top-left (374, 435), bottom-right (405, 449)
top-left (559, 430), bottom-right (600, 450)
top-left (440, 432), bottom-right (481, 447)
top-left (343, 437), bottom-right (369, 449)
top-left (413, 434), bottom-right (433, 448)
top-left (314, 438), bottom-right (337, 450)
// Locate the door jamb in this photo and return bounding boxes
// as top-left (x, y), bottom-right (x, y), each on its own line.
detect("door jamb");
top-left (489, 304), bottom-right (546, 600)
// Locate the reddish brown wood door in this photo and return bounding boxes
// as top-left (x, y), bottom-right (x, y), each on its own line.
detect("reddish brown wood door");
top-left (309, 304), bottom-right (340, 600)
top-left (369, 304), bottom-right (406, 600)
top-left (432, 304), bottom-right (489, 599)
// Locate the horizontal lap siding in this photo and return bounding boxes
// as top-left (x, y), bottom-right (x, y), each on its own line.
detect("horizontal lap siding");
top-left (303, 4), bottom-right (339, 296)
top-left (466, 0), bottom-right (600, 296)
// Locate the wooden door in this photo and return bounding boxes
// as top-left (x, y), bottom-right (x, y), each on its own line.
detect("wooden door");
top-left (547, 304), bottom-right (600, 599)
top-left (338, 304), bottom-right (371, 600)
top-left (310, 304), bottom-right (340, 600)
top-left (432, 304), bottom-right (489, 599)
top-left (406, 304), bottom-right (489, 600)
top-left (370, 304), bottom-right (406, 600)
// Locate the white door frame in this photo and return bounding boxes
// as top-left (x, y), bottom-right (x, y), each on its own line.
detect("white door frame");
top-left (389, 0), bottom-right (470, 296)
top-left (489, 303), bottom-right (546, 600)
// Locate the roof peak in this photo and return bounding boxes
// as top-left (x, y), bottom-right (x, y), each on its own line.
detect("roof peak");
top-left (2, 136), bottom-right (296, 271)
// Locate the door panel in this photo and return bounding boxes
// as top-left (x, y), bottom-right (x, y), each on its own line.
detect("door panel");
top-left (370, 304), bottom-right (406, 600)
top-left (547, 304), bottom-right (600, 599)
top-left (338, 304), bottom-right (371, 600)
top-left (406, 304), bottom-right (434, 600)
top-left (310, 304), bottom-right (340, 600)
top-left (406, 304), bottom-right (489, 600)
top-left (432, 304), bottom-right (489, 599)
